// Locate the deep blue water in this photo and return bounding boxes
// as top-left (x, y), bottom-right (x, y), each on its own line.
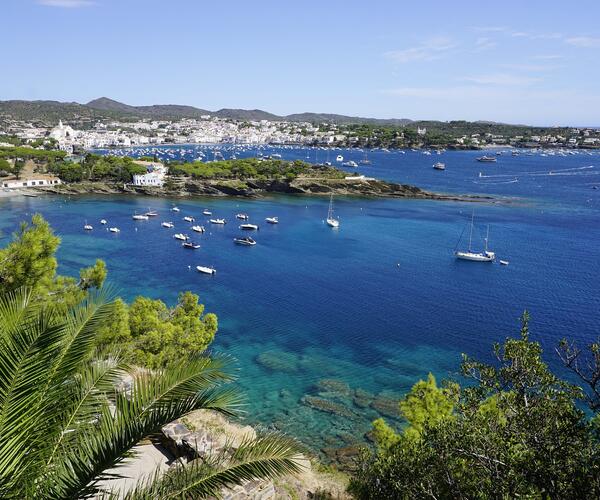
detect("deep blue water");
top-left (1, 146), bottom-right (599, 458)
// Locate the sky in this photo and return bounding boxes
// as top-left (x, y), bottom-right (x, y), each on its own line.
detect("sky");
top-left (3, 0), bottom-right (600, 126)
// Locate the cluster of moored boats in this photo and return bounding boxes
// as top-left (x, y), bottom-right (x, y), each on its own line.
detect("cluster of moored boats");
top-left (82, 206), bottom-right (282, 276)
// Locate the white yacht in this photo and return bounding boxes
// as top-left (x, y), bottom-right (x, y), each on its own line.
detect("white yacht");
top-left (196, 266), bottom-right (216, 275)
top-left (109, 227), bottom-right (120, 233)
top-left (236, 213), bottom-right (249, 220)
top-left (239, 223), bottom-right (259, 230)
top-left (173, 233), bottom-right (189, 241)
top-left (100, 219), bottom-right (107, 225)
top-left (336, 155), bottom-right (344, 162)
top-left (183, 216), bottom-right (195, 222)
top-left (265, 217), bottom-right (279, 224)
top-left (145, 210), bottom-right (158, 217)
top-left (234, 236), bottom-right (256, 246)
top-left (203, 209), bottom-right (212, 216)
top-left (455, 213), bottom-right (495, 262)
top-left (84, 223), bottom-right (93, 231)
top-left (342, 161), bottom-right (358, 167)
top-left (191, 225), bottom-right (205, 233)
top-left (433, 162), bottom-right (446, 170)
top-left (171, 206), bottom-right (180, 212)
top-left (209, 218), bottom-right (226, 225)
top-left (132, 213), bottom-right (149, 220)
top-left (326, 194), bottom-right (339, 228)
top-left (161, 221), bottom-right (174, 228)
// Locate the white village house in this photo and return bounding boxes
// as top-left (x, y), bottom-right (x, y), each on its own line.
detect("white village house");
top-left (2, 177), bottom-right (61, 189)
top-left (132, 162), bottom-right (167, 187)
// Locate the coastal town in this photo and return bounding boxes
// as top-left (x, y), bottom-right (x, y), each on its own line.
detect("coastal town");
top-left (1, 110), bottom-right (600, 154)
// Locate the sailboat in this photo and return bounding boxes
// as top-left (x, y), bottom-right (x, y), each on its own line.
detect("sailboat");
top-left (455, 212), bottom-right (495, 262)
top-left (359, 150), bottom-right (371, 165)
top-left (326, 194), bottom-right (339, 228)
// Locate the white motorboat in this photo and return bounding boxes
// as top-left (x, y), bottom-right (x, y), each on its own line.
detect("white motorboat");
top-left (239, 223), bottom-right (259, 230)
top-left (500, 260), bottom-right (509, 266)
top-left (171, 206), bottom-right (180, 212)
top-left (191, 225), bottom-right (205, 233)
top-left (196, 266), bottom-right (216, 275)
top-left (183, 216), bottom-right (195, 222)
top-left (336, 155), bottom-right (344, 162)
top-left (109, 227), bottom-right (120, 233)
top-left (234, 236), bottom-right (256, 246)
top-left (209, 218), bottom-right (226, 225)
top-left (265, 217), bottom-right (279, 224)
top-left (203, 209), bottom-right (212, 216)
top-left (182, 241), bottom-right (200, 249)
top-left (173, 233), bottom-right (189, 241)
top-left (455, 212), bottom-right (495, 262)
top-left (342, 161), bottom-right (358, 167)
top-left (433, 162), bottom-right (446, 170)
top-left (145, 210), bottom-right (158, 217)
top-left (236, 213), bottom-right (249, 220)
top-left (326, 194), bottom-right (339, 228)
top-left (161, 222), bottom-right (174, 228)
top-left (84, 223), bottom-right (93, 231)
top-left (132, 213), bottom-right (149, 220)
top-left (100, 219), bottom-right (107, 225)
top-left (476, 156), bottom-right (497, 163)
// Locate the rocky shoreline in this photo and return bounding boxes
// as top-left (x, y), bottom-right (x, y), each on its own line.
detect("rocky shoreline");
top-left (36, 176), bottom-right (493, 202)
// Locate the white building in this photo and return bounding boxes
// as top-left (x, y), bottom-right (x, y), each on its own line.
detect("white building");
top-left (2, 178), bottom-right (61, 189)
top-left (132, 163), bottom-right (167, 187)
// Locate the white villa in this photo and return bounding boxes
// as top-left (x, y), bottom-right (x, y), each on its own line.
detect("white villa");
top-left (2, 177), bottom-right (61, 189)
top-left (132, 162), bottom-right (167, 187)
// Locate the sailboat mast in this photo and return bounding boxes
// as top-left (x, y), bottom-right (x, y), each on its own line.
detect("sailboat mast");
top-left (468, 211), bottom-right (474, 252)
top-left (485, 225), bottom-right (489, 252)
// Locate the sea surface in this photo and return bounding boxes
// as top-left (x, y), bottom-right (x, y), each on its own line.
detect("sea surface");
top-left (1, 145), bottom-right (599, 460)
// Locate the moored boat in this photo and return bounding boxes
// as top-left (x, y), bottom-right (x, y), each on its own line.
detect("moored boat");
top-left (239, 223), bottom-right (259, 230)
top-left (236, 213), bottom-right (249, 220)
top-left (191, 225), bottom-right (205, 233)
top-left (183, 216), bottom-right (195, 222)
top-left (182, 241), bottom-right (201, 249)
top-left (433, 162), bottom-right (446, 170)
top-left (173, 233), bottom-right (189, 241)
top-left (203, 209), bottom-right (212, 216)
top-left (100, 219), bottom-right (107, 225)
top-left (196, 265), bottom-right (216, 275)
top-left (454, 212), bottom-right (495, 262)
top-left (234, 236), bottom-right (256, 246)
top-left (209, 218), bottom-right (226, 225)
top-left (84, 223), bottom-right (93, 231)
top-left (326, 194), bottom-right (339, 228)
top-left (161, 221), bottom-right (174, 228)
top-left (476, 156), bottom-right (497, 163)
top-left (265, 217), bottom-right (279, 224)
top-left (132, 213), bottom-right (149, 220)
top-left (109, 227), bottom-right (120, 233)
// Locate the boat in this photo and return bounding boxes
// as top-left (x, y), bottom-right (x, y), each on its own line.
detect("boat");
top-left (171, 206), bottom-right (180, 212)
top-left (476, 156), bottom-right (497, 163)
top-left (109, 227), bottom-right (120, 233)
top-left (145, 210), bottom-right (158, 217)
top-left (326, 194), bottom-right (339, 228)
top-left (454, 213), bottom-right (495, 262)
top-left (359, 152), bottom-right (371, 165)
top-left (234, 236), bottom-right (256, 246)
top-left (239, 223), bottom-right (259, 230)
top-left (132, 213), bottom-right (149, 220)
top-left (433, 162), bottom-right (446, 170)
top-left (161, 222), bottom-right (174, 228)
top-left (265, 217), bottom-right (279, 224)
top-left (342, 161), bottom-right (358, 167)
top-left (182, 241), bottom-right (201, 249)
top-left (183, 216), bottom-right (195, 222)
top-left (324, 161), bottom-right (332, 166)
top-left (203, 209), bottom-right (212, 216)
top-left (191, 225), bottom-right (205, 233)
top-left (100, 219), bottom-right (107, 225)
top-left (209, 218), bottom-right (226, 225)
top-left (236, 213), bottom-right (249, 220)
top-left (500, 260), bottom-right (509, 266)
top-left (336, 155), bottom-right (344, 162)
top-left (173, 233), bottom-right (189, 241)
top-left (196, 266), bottom-right (216, 275)
top-left (84, 223), bottom-right (93, 231)
top-left (271, 153), bottom-right (282, 159)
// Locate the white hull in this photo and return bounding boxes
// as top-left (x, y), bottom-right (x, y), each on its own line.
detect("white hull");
top-left (326, 218), bottom-right (339, 228)
top-left (239, 224), bottom-right (258, 230)
top-left (455, 251), bottom-right (495, 262)
top-left (196, 266), bottom-right (216, 275)
top-left (192, 225), bottom-right (205, 233)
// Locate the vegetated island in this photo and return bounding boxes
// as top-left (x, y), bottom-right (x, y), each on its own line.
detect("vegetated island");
top-left (25, 153), bottom-right (491, 202)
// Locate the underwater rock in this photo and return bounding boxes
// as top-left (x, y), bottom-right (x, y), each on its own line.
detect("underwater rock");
top-left (314, 378), bottom-right (352, 397)
top-left (301, 396), bottom-right (357, 419)
top-left (370, 395), bottom-right (401, 418)
top-left (255, 350), bottom-right (299, 373)
top-left (352, 388), bottom-right (374, 409)
top-left (321, 445), bottom-right (361, 470)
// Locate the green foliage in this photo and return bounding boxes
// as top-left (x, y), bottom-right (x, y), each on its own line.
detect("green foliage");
top-left (128, 291), bottom-right (218, 368)
top-left (48, 154), bottom-right (147, 183)
top-left (79, 259), bottom-right (107, 290)
top-left (0, 158), bottom-right (10, 173)
top-left (0, 146), bottom-right (66, 161)
top-left (0, 289), bottom-right (303, 498)
top-left (167, 158), bottom-right (346, 181)
top-left (350, 314), bottom-right (600, 499)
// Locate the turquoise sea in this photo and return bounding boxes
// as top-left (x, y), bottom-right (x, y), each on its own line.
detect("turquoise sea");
top-left (1, 146), bottom-right (599, 460)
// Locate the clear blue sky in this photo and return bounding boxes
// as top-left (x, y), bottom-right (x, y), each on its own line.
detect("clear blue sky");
top-left (3, 0), bottom-right (600, 125)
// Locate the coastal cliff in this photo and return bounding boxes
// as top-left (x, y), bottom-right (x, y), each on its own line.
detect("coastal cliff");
top-left (36, 176), bottom-right (490, 202)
